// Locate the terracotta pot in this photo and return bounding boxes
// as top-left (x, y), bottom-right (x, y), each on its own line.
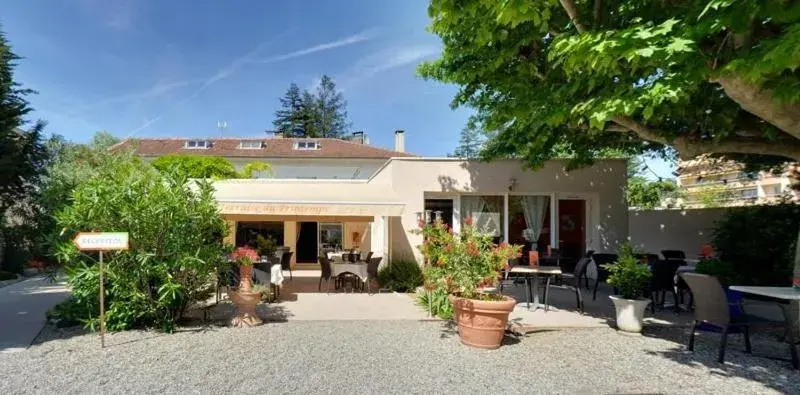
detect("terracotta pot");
top-left (239, 265), bottom-right (253, 290)
top-left (228, 288), bottom-right (263, 327)
top-left (449, 294), bottom-right (516, 349)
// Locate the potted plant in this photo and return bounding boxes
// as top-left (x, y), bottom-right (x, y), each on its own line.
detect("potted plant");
top-left (419, 218), bottom-right (522, 349)
top-left (228, 246), bottom-right (262, 327)
top-left (603, 244), bottom-right (652, 333)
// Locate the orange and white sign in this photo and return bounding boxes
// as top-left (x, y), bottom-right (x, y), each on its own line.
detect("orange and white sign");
top-left (73, 232), bottom-right (129, 251)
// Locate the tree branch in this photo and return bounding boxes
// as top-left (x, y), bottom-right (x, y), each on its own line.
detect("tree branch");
top-left (610, 115), bottom-right (800, 160)
top-left (559, 0), bottom-right (587, 33)
top-left (712, 74), bottom-right (800, 141)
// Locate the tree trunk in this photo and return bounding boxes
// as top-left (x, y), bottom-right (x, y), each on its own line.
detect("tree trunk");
top-left (715, 75), bottom-right (800, 141)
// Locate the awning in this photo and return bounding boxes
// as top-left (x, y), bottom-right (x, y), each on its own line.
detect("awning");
top-left (212, 180), bottom-right (405, 217)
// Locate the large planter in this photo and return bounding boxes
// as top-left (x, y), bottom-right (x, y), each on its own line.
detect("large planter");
top-left (239, 265), bottom-right (253, 291)
top-left (449, 295), bottom-right (516, 349)
top-left (609, 295), bottom-right (651, 333)
top-left (228, 288), bottom-right (263, 327)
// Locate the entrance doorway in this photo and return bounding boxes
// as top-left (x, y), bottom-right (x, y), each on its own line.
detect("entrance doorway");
top-left (296, 222), bottom-right (318, 263)
top-left (558, 199), bottom-right (586, 263)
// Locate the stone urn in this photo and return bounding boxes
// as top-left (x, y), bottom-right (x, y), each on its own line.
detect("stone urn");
top-left (229, 247), bottom-right (262, 327)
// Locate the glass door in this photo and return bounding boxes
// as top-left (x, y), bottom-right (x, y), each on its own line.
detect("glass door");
top-left (557, 199), bottom-right (587, 263)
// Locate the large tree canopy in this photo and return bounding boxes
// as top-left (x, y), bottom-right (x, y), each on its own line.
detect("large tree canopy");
top-left (419, 0), bottom-right (800, 167)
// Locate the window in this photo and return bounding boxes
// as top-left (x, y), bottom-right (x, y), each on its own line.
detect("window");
top-left (508, 196), bottom-right (551, 256)
top-left (235, 222), bottom-right (284, 249)
top-left (238, 140), bottom-right (263, 149)
top-left (184, 140), bottom-right (211, 149)
top-left (765, 184), bottom-right (782, 196)
top-left (461, 195), bottom-right (505, 242)
top-left (319, 223), bottom-right (343, 253)
top-left (294, 140), bottom-right (319, 150)
top-left (424, 199), bottom-right (454, 228)
top-left (740, 188), bottom-right (758, 199)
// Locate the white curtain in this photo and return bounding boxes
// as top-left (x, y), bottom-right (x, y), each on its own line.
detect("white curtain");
top-left (461, 196), bottom-right (502, 237)
top-left (521, 196), bottom-right (549, 243)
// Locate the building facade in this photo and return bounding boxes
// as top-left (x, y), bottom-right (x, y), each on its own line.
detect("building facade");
top-left (677, 156), bottom-right (799, 208)
top-left (116, 132), bottom-right (629, 268)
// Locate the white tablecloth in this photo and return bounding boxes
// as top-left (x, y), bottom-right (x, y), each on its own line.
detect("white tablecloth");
top-left (253, 264), bottom-right (284, 286)
top-left (332, 263), bottom-right (369, 282)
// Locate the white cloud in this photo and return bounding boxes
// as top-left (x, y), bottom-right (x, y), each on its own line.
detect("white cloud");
top-left (338, 44), bottom-right (440, 90)
top-left (255, 30), bottom-right (376, 64)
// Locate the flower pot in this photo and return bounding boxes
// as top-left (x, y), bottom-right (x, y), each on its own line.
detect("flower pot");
top-left (609, 295), bottom-right (650, 333)
top-left (228, 288), bottom-right (263, 327)
top-left (449, 295), bottom-right (516, 349)
top-left (239, 265), bottom-right (253, 291)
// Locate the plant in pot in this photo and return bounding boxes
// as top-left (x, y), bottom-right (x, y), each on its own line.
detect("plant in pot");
top-left (602, 244), bottom-right (652, 333)
top-left (419, 218), bottom-right (522, 349)
top-left (228, 246), bottom-right (263, 327)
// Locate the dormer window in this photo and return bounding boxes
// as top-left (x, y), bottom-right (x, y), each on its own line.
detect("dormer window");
top-left (238, 140), bottom-right (264, 149)
top-left (184, 140), bottom-right (211, 149)
top-left (294, 140), bottom-right (320, 150)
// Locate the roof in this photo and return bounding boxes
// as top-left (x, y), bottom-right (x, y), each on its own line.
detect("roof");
top-left (110, 137), bottom-right (415, 159)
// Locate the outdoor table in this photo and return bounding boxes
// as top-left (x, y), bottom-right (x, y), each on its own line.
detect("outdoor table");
top-left (508, 265), bottom-right (562, 311)
top-left (728, 285), bottom-right (800, 369)
top-left (332, 262), bottom-right (369, 283)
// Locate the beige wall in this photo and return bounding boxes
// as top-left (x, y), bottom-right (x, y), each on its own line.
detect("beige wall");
top-left (373, 159), bottom-right (629, 262)
top-left (628, 208), bottom-right (727, 256)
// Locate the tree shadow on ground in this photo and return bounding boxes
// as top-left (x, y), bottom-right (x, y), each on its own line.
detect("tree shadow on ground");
top-left (641, 325), bottom-right (799, 393)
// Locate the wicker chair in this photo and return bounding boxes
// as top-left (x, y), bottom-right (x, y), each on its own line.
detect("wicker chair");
top-left (591, 253), bottom-right (619, 300)
top-left (318, 255), bottom-right (334, 292)
top-left (550, 257), bottom-right (591, 313)
top-left (649, 260), bottom-right (681, 313)
top-left (366, 257), bottom-right (383, 293)
top-left (680, 272), bottom-right (752, 364)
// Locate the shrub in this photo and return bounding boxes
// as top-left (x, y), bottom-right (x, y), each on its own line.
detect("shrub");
top-left (377, 259), bottom-right (423, 292)
top-left (419, 218), bottom-right (521, 300)
top-left (712, 203), bottom-right (799, 286)
top-left (51, 155), bottom-right (228, 332)
top-left (151, 154), bottom-right (238, 179)
top-left (694, 259), bottom-right (742, 286)
top-left (603, 243), bottom-right (651, 300)
top-left (416, 288), bottom-right (453, 320)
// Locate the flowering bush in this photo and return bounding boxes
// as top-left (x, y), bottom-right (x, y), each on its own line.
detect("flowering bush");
top-left (231, 246), bottom-right (259, 267)
top-left (418, 219), bottom-right (521, 300)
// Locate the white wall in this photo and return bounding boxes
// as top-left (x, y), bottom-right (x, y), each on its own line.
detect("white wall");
top-left (628, 208), bottom-right (728, 255)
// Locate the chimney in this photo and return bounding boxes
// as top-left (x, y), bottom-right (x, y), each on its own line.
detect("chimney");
top-left (394, 130), bottom-right (405, 153)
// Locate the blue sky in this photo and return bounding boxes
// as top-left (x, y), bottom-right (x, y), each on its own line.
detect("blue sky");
top-left (1, 0), bottom-right (674, 178)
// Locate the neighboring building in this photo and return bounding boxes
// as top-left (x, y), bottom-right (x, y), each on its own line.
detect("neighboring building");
top-left (676, 156), bottom-right (799, 208)
top-left (113, 131), bottom-right (412, 180)
top-left (122, 131), bottom-right (629, 268)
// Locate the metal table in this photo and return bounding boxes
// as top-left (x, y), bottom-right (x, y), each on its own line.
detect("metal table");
top-left (507, 266), bottom-right (562, 311)
top-left (729, 285), bottom-right (800, 369)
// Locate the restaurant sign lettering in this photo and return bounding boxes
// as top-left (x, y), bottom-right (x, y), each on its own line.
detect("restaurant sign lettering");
top-left (219, 202), bottom-right (379, 216)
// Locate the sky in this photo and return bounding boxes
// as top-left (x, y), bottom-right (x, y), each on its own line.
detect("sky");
top-left (0, 0), bottom-right (675, 179)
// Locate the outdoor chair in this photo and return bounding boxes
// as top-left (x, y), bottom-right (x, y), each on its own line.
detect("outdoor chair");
top-left (318, 255), bottom-right (334, 292)
top-left (366, 257), bottom-right (383, 291)
top-left (362, 251), bottom-right (374, 263)
top-left (348, 252), bottom-right (358, 263)
top-left (280, 251), bottom-right (294, 281)
top-left (549, 257), bottom-right (591, 313)
top-left (591, 253), bottom-right (618, 300)
top-left (680, 272), bottom-right (754, 364)
top-left (650, 260), bottom-right (681, 313)
top-left (661, 249), bottom-right (687, 260)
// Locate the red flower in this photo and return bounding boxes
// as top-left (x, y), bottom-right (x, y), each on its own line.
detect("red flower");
top-left (418, 219), bottom-right (426, 229)
top-left (231, 246), bottom-right (259, 261)
top-left (463, 216), bottom-right (473, 226)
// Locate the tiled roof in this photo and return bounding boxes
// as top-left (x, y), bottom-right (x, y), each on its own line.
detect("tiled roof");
top-left (110, 137), bottom-right (414, 159)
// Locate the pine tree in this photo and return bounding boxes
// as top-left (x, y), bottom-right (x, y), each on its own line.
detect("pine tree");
top-left (450, 125), bottom-right (485, 159)
top-left (315, 75), bottom-right (349, 138)
top-left (272, 76), bottom-right (350, 138)
top-left (272, 83), bottom-right (305, 136)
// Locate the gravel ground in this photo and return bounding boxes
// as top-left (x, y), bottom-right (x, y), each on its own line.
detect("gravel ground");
top-left (0, 321), bottom-right (797, 394)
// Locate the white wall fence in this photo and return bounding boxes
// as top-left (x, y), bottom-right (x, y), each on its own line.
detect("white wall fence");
top-left (628, 208), bottom-right (729, 256)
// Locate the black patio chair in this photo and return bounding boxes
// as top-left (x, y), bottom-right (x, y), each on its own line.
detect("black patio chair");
top-left (280, 251), bottom-right (294, 281)
top-left (650, 259), bottom-right (681, 313)
top-left (661, 249), bottom-right (687, 260)
top-left (549, 256), bottom-right (591, 313)
top-left (365, 257), bottom-right (383, 293)
top-left (318, 255), bottom-right (333, 292)
top-left (362, 251), bottom-right (374, 263)
top-left (591, 253), bottom-right (619, 300)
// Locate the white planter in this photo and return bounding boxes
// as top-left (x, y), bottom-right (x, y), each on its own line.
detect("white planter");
top-left (609, 295), bottom-right (650, 333)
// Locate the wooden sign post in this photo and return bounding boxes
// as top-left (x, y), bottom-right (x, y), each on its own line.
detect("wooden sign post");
top-left (73, 232), bottom-right (129, 348)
